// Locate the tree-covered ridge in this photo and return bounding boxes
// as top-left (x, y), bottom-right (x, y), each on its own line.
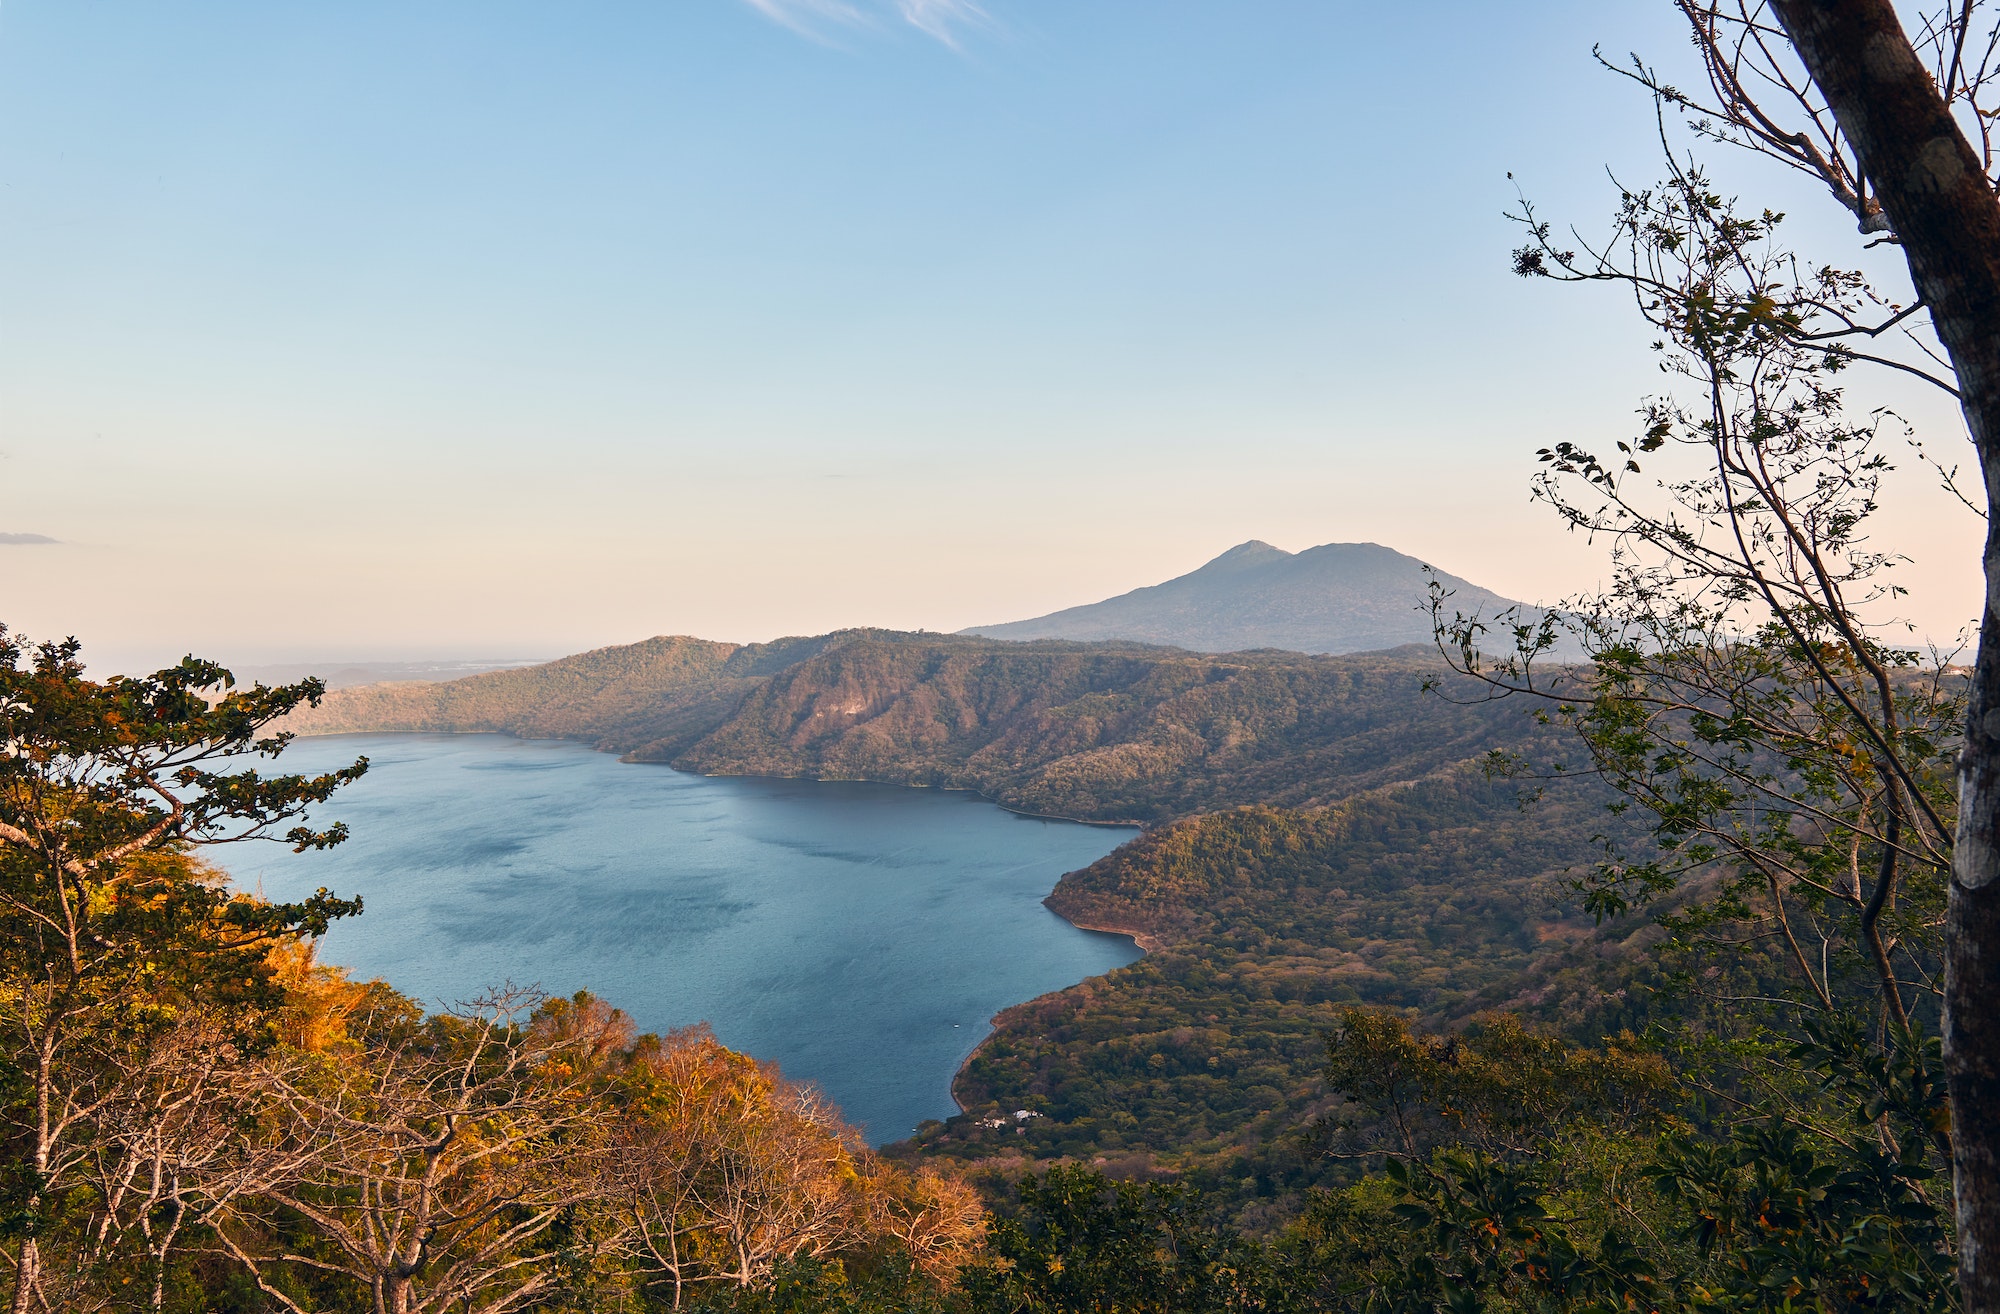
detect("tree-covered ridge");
top-left (1045, 769), bottom-right (1613, 963)
top-left (273, 634), bottom-right (833, 750)
top-left (284, 631), bottom-right (1539, 825)
top-left (903, 769), bottom-right (1655, 1207)
top-left (668, 639), bottom-right (1541, 824)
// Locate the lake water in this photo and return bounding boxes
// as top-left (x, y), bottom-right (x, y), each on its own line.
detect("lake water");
top-left (212, 734), bottom-right (1140, 1143)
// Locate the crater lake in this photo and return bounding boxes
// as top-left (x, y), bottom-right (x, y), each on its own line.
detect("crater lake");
top-left (212, 733), bottom-right (1141, 1144)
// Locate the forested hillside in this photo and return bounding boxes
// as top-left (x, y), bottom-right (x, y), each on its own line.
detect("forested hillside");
top-left (900, 768), bottom-right (1654, 1218)
top-left (274, 633), bottom-right (837, 750)
top-left (283, 630), bottom-right (1539, 824)
top-left (287, 629), bottom-right (1648, 1218)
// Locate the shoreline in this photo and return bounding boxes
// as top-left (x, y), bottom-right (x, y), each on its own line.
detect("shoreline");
top-left (296, 729), bottom-right (1152, 831)
top-left (1052, 909), bottom-right (1163, 955)
top-left (947, 905), bottom-right (1153, 1116)
top-left (290, 728), bottom-right (1152, 1127)
top-left (630, 745), bottom-right (1164, 1127)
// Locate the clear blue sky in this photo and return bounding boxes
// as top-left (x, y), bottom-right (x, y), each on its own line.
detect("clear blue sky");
top-left (0, 1), bottom-right (1980, 668)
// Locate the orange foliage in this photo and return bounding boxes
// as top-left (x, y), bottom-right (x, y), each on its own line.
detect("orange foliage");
top-left (608, 1024), bottom-right (983, 1301)
top-left (260, 938), bottom-right (370, 1051)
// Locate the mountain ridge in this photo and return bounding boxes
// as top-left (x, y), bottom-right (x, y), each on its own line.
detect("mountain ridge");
top-left (961, 540), bottom-right (1521, 655)
top-left (276, 629), bottom-right (1550, 826)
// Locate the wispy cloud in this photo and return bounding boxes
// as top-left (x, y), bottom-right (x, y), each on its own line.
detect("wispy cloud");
top-left (894, 0), bottom-right (990, 49)
top-left (739, 0), bottom-right (867, 42)
top-left (0, 533), bottom-right (57, 545)
top-left (740, 0), bottom-right (991, 49)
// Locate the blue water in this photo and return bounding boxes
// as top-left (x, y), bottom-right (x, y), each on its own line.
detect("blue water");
top-left (211, 734), bottom-right (1140, 1143)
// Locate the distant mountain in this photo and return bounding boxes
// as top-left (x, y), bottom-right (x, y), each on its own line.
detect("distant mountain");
top-left (961, 540), bottom-right (1523, 655)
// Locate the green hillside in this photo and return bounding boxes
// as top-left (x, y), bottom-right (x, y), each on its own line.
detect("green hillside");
top-left (284, 625), bottom-right (1653, 1220)
top-left (668, 637), bottom-right (1535, 823)
top-left (895, 767), bottom-right (1651, 1216)
top-left (285, 629), bottom-right (1539, 825)
top-left (276, 633), bottom-right (835, 750)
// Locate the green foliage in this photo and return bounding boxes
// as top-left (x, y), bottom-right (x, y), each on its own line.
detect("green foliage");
top-left (1360, 1149), bottom-right (1658, 1313)
top-left (684, 1255), bottom-right (954, 1314)
top-left (900, 769), bottom-right (1674, 1228)
top-left (1297, 1013), bottom-right (1676, 1311)
top-left (0, 628), bottom-right (367, 1310)
top-left (1292, 1009), bottom-right (1956, 1313)
top-left (960, 1165), bottom-right (1290, 1313)
top-left (1320, 1009), bottom-right (1672, 1161)
top-left (1644, 1117), bottom-right (1953, 1312)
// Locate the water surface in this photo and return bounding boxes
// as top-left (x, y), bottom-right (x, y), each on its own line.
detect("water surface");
top-left (214, 734), bottom-right (1140, 1142)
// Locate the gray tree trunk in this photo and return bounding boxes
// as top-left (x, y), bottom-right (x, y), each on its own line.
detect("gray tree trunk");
top-left (1763, 2), bottom-right (2000, 1308)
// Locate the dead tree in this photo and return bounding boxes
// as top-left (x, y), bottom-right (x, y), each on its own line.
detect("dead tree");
top-left (210, 988), bottom-right (624, 1314)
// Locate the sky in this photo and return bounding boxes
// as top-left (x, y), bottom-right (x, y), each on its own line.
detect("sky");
top-left (0, 1), bottom-right (1984, 670)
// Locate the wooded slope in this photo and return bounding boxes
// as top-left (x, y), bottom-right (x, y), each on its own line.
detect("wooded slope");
top-left (282, 630), bottom-right (1536, 825)
top-left (903, 767), bottom-right (1649, 1209)
top-left (284, 626), bottom-right (1645, 1212)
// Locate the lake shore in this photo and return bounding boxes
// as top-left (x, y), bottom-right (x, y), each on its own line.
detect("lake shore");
top-left (948, 907), bottom-right (1151, 1116)
top-left (213, 732), bottom-right (1138, 1146)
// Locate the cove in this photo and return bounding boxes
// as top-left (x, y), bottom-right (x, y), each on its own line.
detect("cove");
top-left (211, 733), bottom-right (1141, 1144)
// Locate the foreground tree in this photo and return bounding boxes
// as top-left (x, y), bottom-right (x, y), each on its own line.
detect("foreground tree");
top-left (1413, 5), bottom-right (2000, 1304)
top-left (605, 1023), bottom-right (982, 1306)
top-left (1487, 159), bottom-right (1963, 1031)
top-left (859, 1164), bottom-right (984, 1288)
top-left (66, 1003), bottom-right (289, 1311)
top-left (212, 987), bottom-right (629, 1314)
top-left (1597, 3), bottom-right (2000, 1302)
top-left (0, 630), bottom-right (363, 1312)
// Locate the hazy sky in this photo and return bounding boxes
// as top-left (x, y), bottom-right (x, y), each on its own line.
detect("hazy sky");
top-left (0, 1), bottom-right (1983, 670)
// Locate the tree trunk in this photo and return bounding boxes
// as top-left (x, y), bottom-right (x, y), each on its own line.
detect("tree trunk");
top-left (11, 1038), bottom-right (56, 1314)
top-left (1763, 2), bottom-right (2000, 1307)
top-left (9, 1241), bottom-right (36, 1314)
